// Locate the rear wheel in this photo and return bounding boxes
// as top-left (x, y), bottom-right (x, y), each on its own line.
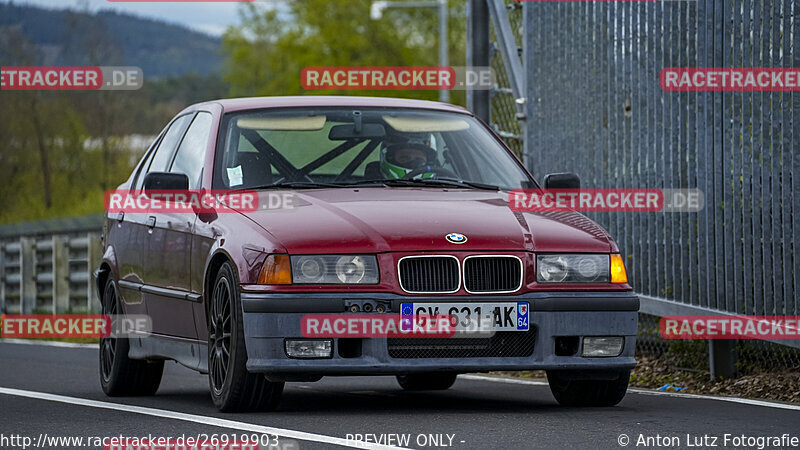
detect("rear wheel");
top-left (99, 278), bottom-right (164, 396)
top-left (208, 262), bottom-right (284, 412)
top-left (396, 373), bottom-right (458, 391)
top-left (546, 370), bottom-right (630, 407)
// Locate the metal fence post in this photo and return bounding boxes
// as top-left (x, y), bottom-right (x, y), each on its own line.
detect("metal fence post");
top-left (20, 237), bottom-right (35, 314)
top-left (487, 0), bottom-right (524, 101)
top-left (522, 1), bottom-right (534, 171)
top-left (709, 339), bottom-right (738, 379)
top-left (0, 241), bottom-right (5, 314)
top-left (466, 0), bottom-right (490, 123)
top-left (33, 238), bottom-right (53, 314)
top-left (87, 232), bottom-right (102, 312)
top-left (53, 235), bottom-right (70, 313)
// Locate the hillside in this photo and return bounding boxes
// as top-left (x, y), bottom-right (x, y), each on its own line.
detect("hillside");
top-left (0, 3), bottom-right (224, 78)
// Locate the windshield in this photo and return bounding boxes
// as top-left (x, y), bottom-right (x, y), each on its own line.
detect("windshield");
top-left (214, 108), bottom-right (533, 191)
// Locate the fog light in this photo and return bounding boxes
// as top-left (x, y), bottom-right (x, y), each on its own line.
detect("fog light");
top-left (582, 336), bottom-right (624, 357)
top-left (285, 339), bottom-right (332, 358)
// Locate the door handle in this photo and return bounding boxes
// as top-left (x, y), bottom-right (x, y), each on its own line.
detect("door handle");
top-left (146, 216), bottom-right (156, 228)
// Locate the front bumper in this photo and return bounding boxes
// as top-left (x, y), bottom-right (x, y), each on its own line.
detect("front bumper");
top-left (241, 291), bottom-right (638, 375)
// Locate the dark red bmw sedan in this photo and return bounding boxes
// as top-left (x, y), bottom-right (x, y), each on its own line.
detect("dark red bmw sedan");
top-left (96, 96), bottom-right (638, 412)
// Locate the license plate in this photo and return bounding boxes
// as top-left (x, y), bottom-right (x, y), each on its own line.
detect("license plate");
top-left (400, 302), bottom-right (530, 333)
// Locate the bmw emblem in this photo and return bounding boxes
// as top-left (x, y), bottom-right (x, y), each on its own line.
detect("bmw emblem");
top-left (445, 233), bottom-right (468, 244)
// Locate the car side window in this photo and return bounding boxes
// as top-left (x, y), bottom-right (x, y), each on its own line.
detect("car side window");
top-left (131, 143), bottom-right (159, 191)
top-left (131, 122), bottom-right (177, 191)
top-left (170, 112), bottom-right (213, 189)
top-left (147, 114), bottom-right (194, 175)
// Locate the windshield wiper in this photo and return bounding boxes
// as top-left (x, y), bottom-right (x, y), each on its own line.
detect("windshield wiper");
top-left (249, 178), bottom-right (502, 190)
top-left (249, 181), bottom-right (345, 189)
top-left (344, 179), bottom-right (395, 187)
top-left (418, 178), bottom-right (500, 191)
top-left (346, 178), bottom-right (499, 190)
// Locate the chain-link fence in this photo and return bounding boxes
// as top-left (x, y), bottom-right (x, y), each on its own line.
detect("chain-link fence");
top-left (638, 313), bottom-right (800, 374)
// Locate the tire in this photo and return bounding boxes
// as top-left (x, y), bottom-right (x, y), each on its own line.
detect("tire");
top-left (546, 370), bottom-right (630, 407)
top-left (208, 262), bottom-right (284, 412)
top-left (99, 278), bottom-right (164, 396)
top-left (396, 373), bottom-right (458, 391)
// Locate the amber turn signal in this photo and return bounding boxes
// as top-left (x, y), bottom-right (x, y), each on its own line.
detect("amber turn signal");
top-left (258, 254), bottom-right (292, 284)
top-left (610, 254), bottom-right (628, 284)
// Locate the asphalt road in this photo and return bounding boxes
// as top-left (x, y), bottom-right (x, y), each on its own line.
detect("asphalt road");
top-left (0, 341), bottom-right (798, 450)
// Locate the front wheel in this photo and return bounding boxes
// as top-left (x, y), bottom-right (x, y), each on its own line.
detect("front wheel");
top-left (208, 262), bottom-right (284, 412)
top-left (396, 373), bottom-right (458, 391)
top-left (546, 370), bottom-right (630, 407)
top-left (99, 278), bottom-right (164, 396)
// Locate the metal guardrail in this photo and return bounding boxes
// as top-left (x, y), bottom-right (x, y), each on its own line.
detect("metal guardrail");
top-left (0, 215), bottom-right (103, 314)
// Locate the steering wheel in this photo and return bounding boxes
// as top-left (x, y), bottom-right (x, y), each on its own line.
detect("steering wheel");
top-left (401, 165), bottom-right (459, 180)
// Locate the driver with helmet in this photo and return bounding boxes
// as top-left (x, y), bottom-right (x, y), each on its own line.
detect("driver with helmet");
top-left (380, 141), bottom-right (438, 179)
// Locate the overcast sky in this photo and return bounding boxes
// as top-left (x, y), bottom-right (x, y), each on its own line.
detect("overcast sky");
top-left (12, 0), bottom-right (265, 36)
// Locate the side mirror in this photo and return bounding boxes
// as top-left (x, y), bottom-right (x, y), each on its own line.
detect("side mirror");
top-left (544, 172), bottom-right (580, 190)
top-left (143, 172), bottom-right (189, 192)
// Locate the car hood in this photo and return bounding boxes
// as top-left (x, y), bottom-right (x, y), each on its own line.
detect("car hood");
top-left (240, 189), bottom-right (613, 254)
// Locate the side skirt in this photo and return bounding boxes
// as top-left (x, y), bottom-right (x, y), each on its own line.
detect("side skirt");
top-left (128, 332), bottom-right (209, 374)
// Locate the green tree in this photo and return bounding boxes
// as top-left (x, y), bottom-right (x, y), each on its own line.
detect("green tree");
top-left (0, 26), bottom-right (134, 223)
top-left (222, 0), bottom-right (465, 103)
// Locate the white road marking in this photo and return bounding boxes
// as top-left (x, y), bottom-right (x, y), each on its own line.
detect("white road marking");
top-left (0, 387), bottom-right (408, 450)
top-left (0, 338), bottom-right (98, 349)
top-left (626, 387), bottom-right (800, 411)
top-left (459, 374), bottom-right (800, 411)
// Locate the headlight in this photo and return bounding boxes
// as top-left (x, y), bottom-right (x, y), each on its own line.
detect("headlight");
top-left (290, 255), bottom-right (379, 284)
top-left (536, 254), bottom-right (610, 283)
